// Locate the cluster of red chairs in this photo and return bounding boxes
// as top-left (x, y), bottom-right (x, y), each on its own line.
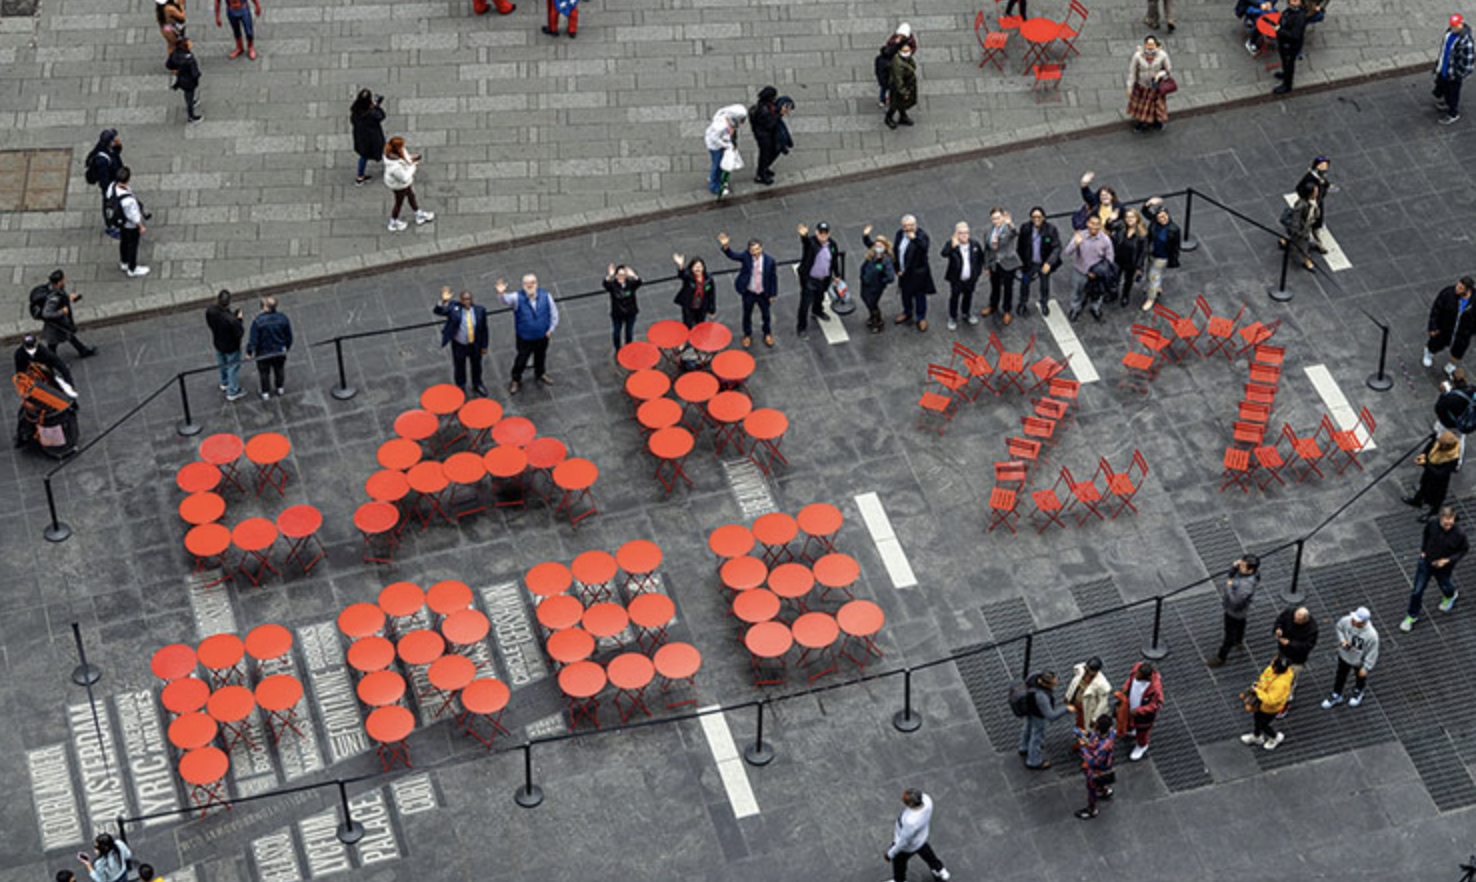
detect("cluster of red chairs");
top-left (356, 384), bottom-right (601, 562)
top-left (179, 431), bottom-right (324, 587)
top-left (619, 319), bottom-right (788, 491)
top-left (523, 541), bottom-right (701, 729)
top-left (1121, 297), bottom-right (1273, 392)
top-left (708, 503), bottom-right (886, 687)
top-left (337, 579), bottom-right (509, 768)
top-left (152, 625), bottom-right (305, 816)
top-left (974, 0), bottom-right (1088, 98)
top-left (918, 334), bottom-right (1071, 434)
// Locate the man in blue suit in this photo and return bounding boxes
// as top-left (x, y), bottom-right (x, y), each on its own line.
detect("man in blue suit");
top-left (718, 232), bottom-right (778, 349)
top-left (433, 286), bottom-right (490, 396)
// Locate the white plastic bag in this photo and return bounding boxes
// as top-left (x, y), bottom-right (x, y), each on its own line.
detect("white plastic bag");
top-left (720, 146), bottom-right (744, 172)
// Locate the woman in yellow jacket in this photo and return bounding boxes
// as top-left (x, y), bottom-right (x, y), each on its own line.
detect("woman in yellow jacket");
top-left (1242, 656), bottom-right (1294, 750)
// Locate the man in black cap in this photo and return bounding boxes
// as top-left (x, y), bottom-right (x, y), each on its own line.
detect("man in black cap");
top-left (37, 270), bottom-right (96, 358)
top-left (14, 334), bottom-right (74, 390)
top-left (796, 221), bottom-right (837, 339)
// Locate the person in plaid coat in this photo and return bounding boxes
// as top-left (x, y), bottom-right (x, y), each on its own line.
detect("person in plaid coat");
top-left (1114, 661), bottom-right (1164, 761)
top-left (1073, 715), bottom-right (1116, 820)
top-left (1435, 14), bottom-right (1475, 124)
top-left (1126, 36), bottom-right (1172, 132)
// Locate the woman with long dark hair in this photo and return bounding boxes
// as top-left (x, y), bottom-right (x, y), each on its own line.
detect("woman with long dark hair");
top-left (383, 136), bottom-right (433, 232)
top-left (80, 833), bottom-right (132, 882)
top-left (156, 0), bottom-right (187, 54)
top-left (671, 253), bottom-right (716, 328)
top-left (350, 89), bottom-right (386, 186)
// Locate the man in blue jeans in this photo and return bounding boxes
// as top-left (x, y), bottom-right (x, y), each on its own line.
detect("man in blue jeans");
top-left (703, 105), bottom-right (746, 196)
top-left (205, 289), bottom-right (246, 401)
top-left (1018, 671), bottom-right (1075, 770)
top-left (1402, 505), bottom-right (1466, 631)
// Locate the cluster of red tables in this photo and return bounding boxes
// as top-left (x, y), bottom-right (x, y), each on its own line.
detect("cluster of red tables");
top-left (356, 384), bottom-right (601, 562)
top-left (618, 320), bottom-right (789, 495)
top-left (525, 540), bottom-right (701, 729)
top-left (338, 579), bottom-right (511, 769)
top-left (152, 625), bottom-right (304, 816)
top-left (708, 503), bottom-right (886, 687)
top-left (178, 431), bottom-right (324, 586)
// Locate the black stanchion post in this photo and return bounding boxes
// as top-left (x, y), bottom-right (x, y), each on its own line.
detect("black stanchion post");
top-left (1141, 597), bottom-right (1169, 660)
top-left (892, 668), bottom-right (922, 732)
top-left (514, 743), bottom-right (544, 808)
top-left (744, 701), bottom-right (775, 766)
top-left (1269, 241), bottom-right (1294, 303)
top-left (1282, 539), bottom-right (1307, 604)
top-left (115, 816), bottom-right (127, 843)
top-left (175, 373), bottom-right (201, 437)
top-left (1021, 633), bottom-right (1033, 679)
top-left (43, 476), bottom-right (72, 543)
top-left (1367, 323), bottom-right (1394, 391)
top-left (330, 338), bottom-right (358, 401)
top-left (1180, 189), bottom-right (1199, 252)
top-left (336, 780), bottom-right (365, 843)
top-left (71, 622), bottom-right (101, 686)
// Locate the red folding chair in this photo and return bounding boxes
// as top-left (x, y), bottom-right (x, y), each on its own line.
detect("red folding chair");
top-left (1062, 466), bottom-right (1104, 525)
top-left (1322, 408), bottom-right (1375, 474)
top-left (987, 485), bottom-right (1021, 533)
top-left (1253, 344), bottom-right (1285, 367)
top-left (1096, 451), bottom-right (1147, 519)
top-left (1245, 381), bottom-right (1278, 406)
top-left (1152, 303), bottom-right (1201, 362)
top-left (928, 363), bottom-right (971, 410)
top-left (1027, 353), bottom-right (1071, 395)
top-left (1047, 376), bottom-right (1080, 402)
top-left (1121, 326), bottom-right (1165, 391)
top-left (1221, 447), bottom-right (1254, 494)
top-left (995, 0), bottom-right (1024, 27)
top-left (1282, 423), bottom-right (1326, 482)
top-left (1031, 64), bottom-right (1063, 102)
top-left (974, 12), bottom-right (1010, 71)
top-left (1234, 318), bottom-right (1282, 361)
top-left (1030, 470), bottom-right (1068, 533)
top-left (1197, 296), bottom-right (1246, 360)
top-left (1059, 0), bottom-right (1088, 56)
top-left (1253, 442), bottom-right (1287, 490)
top-left (949, 342), bottom-right (995, 401)
top-left (1035, 396), bottom-right (1069, 424)
top-left (1238, 400), bottom-right (1271, 424)
top-left (990, 332), bottom-right (1036, 394)
top-left (1248, 362), bottom-right (1281, 387)
top-left (917, 366), bottom-right (964, 434)
top-left (995, 460), bottom-right (1028, 489)
top-left (1022, 415), bottom-right (1057, 452)
top-left (1233, 420), bottom-right (1267, 446)
top-left (1007, 436), bottom-right (1043, 473)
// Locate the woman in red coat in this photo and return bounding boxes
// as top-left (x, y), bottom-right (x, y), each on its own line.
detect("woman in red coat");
top-left (1114, 661), bottom-right (1163, 761)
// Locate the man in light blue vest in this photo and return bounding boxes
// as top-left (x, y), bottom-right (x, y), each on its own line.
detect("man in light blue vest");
top-left (497, 274), bottom-right (560, 395)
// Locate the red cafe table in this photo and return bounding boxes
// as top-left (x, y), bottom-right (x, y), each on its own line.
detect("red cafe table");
top-left (176, 461), bottom-right (222, 495)
top-left (707, 391), bottom-right (753, 457)
top-left (151, 643), bottom-right (198, 682)
top-left (397, 629), bottom-right (445, 668)
top-left (255, 674), bottom-right (305, 743)
top-left (552, 458), bottom-right (600, 528)
top-left (646, 320), bottom-right (690, 370)
top-left (394, 409), bottom-right (438, 445)
top-left (377, 437), bottom-right (423, 472)
top-left (572, 550), bottom-right (619, 603)
top-left (426, 653), bottom-right (477, 718)
top-left (688, 321), bottom-right (733, 368)
top-left (483, 444), bottom-right (528, 509)
top-left (347, 636), bottom-right (396, 674)
top-left (752, 511), bottom-right (799, 567)
top-left (581, 602), bottom-right (630, 647)
top-left (673, 370), bottom-right (719, 435)
top-left (197, 632), bottom-right (246, 688)
top-left (558, 659), bottom-right (607, 729)
top-left (231, 517), bottom-right (280, 586)
top-left (379, 580), bottom-right (426, 623)
top-left (732, 586), bottom-right (780, 625)
top-left (743, 408), bottom-right (790, 476)
top-left (366, 469), bottom-right (411, 506)
top-left (720, 554), bottom-right (768, 594)
top-left (768, 562), bottom-right (816, 613)
top-left (792, 611), bottom-right (841, 682)
top-left (420, 383), bottom-right (467, 452)
top-left (442, 608), bottom-right (491, 654)
top-left (428, 579), bottom-right (474, 616)
top-left (653, 641), bottom-right (701, 708)
top-left (534, 594), bottom-right (585, 634)
top-left (457, 397), bottom-right (503, 452)
top-left (547, 626), bottom-right (596, 667)
top-left (814, 552), bottom-right (861, 602)
top-left (161, 676), bottom-right (211, 715)
top-left (617, 340), bottom-right (661, 373)
top-left (276, 504), bottom-right (325, 574)
top-left (244, 622), bottom-right (293, 674)
top-left (524, 436), bottom-right (568, 505)
top-left (637, 397), bottom-right (683, 436)
top-left (837, 599), bottom-right (886, 673)
top-left (168, 711), bottom-right (218, 751)
top-left (797, 502), bottom-right (845, 562)
top-left (624, 370), bottom-right (672, 417)
top-left (357, 669), bottom-right (407, 707)
top-left (366, 704), bottom-right (415, 771)
top-left (649, 426), bottom-right (695, 497)
top-left (245, 432), bottom-right (292, 497)
top-left (198, 432), bottom-right (246, 493)
top-left (525, 561), bottom-right (573, 599)
top-left (178, 492), bottom-right (226, 527)
top-left (405, 460), bottom-right (452, 530)
top-left (492, 416), bottom-right (536, 449)
top-left (616, 538), bottom-right (664, 595)
top-left (627, 591), bottom-right (675, 651)
top-left (743, 620), bottom-right (793, 687)
top-left (708, 523), bottom-right (755, 565)
top-left (206, 684), bottom-right (256, 752)
top-left (607, 651), bottom-right (656, 722)
top-left (458, 677), bottom-right (511, 746)
top-left (1018, 17), bottom-right (1066, 73)
top-left (338, 601), bottom-right (387, 640)
top-left (179, 746), bottom-right (230, 816)
top-left (711, 349), bottom-right (756, 395)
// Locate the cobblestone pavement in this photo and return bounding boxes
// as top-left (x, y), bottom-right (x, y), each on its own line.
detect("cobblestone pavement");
top-left (0, 0), bottom-right (1448, 337)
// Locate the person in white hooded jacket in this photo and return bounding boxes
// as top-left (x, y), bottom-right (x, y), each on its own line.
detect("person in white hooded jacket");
top-left (704, 104), bottom-right (747, 197)
top-left (383, 135), bottom-right (434, 232)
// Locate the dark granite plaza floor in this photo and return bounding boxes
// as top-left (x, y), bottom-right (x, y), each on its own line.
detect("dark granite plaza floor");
top-left (4, 74), bottom-right (1476, 882)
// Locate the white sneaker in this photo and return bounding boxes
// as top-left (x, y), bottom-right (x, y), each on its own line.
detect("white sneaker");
top-left (1245, 38), bottom-right (1257, 54)
top-left (1348, 689), bottom-right (1365, 708)
top-left (947, 319), bottom-right (958, 331)
top-left (119, 262), bottom-right (130, 271)
top-left (1320, 693), bottom-right (1343, 709)
top-left (967, 315), bottom-right (980, 326)
top-left (1130, 743), bottom-right (1148, 761)
top-left (1400, 615), bottom-right (1416, 632)
top-left (1440, 590), bottom-right (1460, 612)
top-left (388, 218), bottom-right (408, 232)
top-left (1446, 362), bottom-right (1458, 376)
top-left (276, 387), bottom-right (285, 396)
top-left (1440, 114), bottom-right (1462, 125)
top-left (934, 869), bottom-right (951, 881)
top-left (1423, 348), bottom-right (1435, 368)
top-left (1263, 732), bottom-right (1285, 750)
top-left (260, 392), bottom-right (271, 401)
top-left (127, 266), bottom-right (151, 277)
top-left (1240, 732), bottom-right (1263, 745)
top-left (415, 209), bottom-right (435, 225)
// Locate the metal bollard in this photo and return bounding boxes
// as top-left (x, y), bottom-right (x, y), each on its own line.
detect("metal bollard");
top-left (743, 701), bottom-right (775, 766)
top-left (336, 780), bottom-right (365, 844)
top-left (1268, 242), bottom-right (1294, 303)
top-left (514, 743), bottom-right (544, 808)
top-left (1020, 633), bottom-right (1034, 680)
top-left (43, 476), bottom-right (72, 543)
top-left (892, 668), bottom-right (922, 733)
top-left (1141, 596), bottom-right (1169, 660)
top-left (330, 338), bottom-right (358, 401)
top-left (1180, 189), bottom-right (1199, 252)
top-left (1282, 539), bottom-right (1307, 605)
top-left (175, 373), bottom-right (202, 437)
top-left (1367, 323), bottom-right (1393, 392)
top-left (71, 622), bottom-right (101, 686)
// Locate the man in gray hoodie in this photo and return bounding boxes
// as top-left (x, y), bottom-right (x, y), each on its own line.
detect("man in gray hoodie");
top-left (884, 789), bottom-right (951, 882)
top-left (1321, 607), bottom-right (1379, 709)
top-left (1206, 555), bottom-right (1260, 667)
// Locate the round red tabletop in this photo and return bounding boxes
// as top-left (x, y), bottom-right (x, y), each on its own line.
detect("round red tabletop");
top-left (428, 654), bottom-right (477, 692)
top-left (616, 538), bottom-right (663, 575)
top-left (711, 349), bottom-right (756, 383)
top-left (768, 562), bottom-right (816, 600)
top-left (707, 391), bottom-right (752, 424)
top-left (353, 501), bottom-right (399, 536)
top-left (275, 504), bottom-right (322, 539)
top-left (526, 562), bottom-right (573, 598)
top-left (553, 458), bottom-right (598, 491)
top-left (814, 553), bottom-right (861, 589)
top-left (649, 426), bottom-right (694, 460)
top-left (673, 370), bottom-right (719, 404)
top-left (378, 581), bottom-right (425, 619)
top-left (535, 594), bottom-right (585, 632)
top-left (338, 602), bottom-right (386, 639)
top-left (461, 677), bottom-right (511, 714)
top-left (397, 629), bottom-right (445, 666)
top-left (617, 341), bottom-right (661, 372)
top-left (752, 512), bottom-right (799, 547)
top-left (744, 408), bottom-right (789, 442)
top-left (837, 599), bottom-right (885, 637)
top-left (176, 461), bottom-right (222, 494)
top-left (206, 684), bottom-right (255, 724)
top-left (443, 451), bottom-right (486, 486)
top-left (458, 397), bottom-right (503, 431)
top-left (179, 746), bottom-right (229, 786)
top-left (581, 602), bottom-right (629, 639)
top-left (708, 524), bottom-right (756, 559)
top-left (199, 432), bottom-right (244, 465)
top-left (255, 674), bottom-right (303, 712)
top-left (442, 608), bottom-right (491, 646)
top-left (558, 660), bottom-right (607, 699)
top-left (427, 579), bottom-right (474, 614)
top-left (406, 460), bottom-right (449, 494)
top-left (637, 398), bottom-right (684, 432)
top-left (525, 437), bottom-right (568, 471)
top-left (376, 438), bottom-right (423, 472)
top-left (547, 627), bottom-right (596, 664)
top-left (197, 633), bottom-right (245, 672)
top-left (792, 611), bottom-right (840, 649)
top-left (720, 555), bottom-right (768, 591)
top-left (607, 652), bottom-right (655, 690)
top-left (1019, 16), bottom-right (1065, 42)
top-left (483, 445), bottom-right (528, 479)
top-left (625, 370), bottom-right (672, 402)
top-left (627, 592), bottom-right (675, 629)
top-left (394, 409), bottom-right (438, 442)
top-left (646, 320), bottom-right (690, 350)
top-left (244, 623), bottom-right (293, 662)
top-left (1257, 10), bottom-right (1280, 38)
top-left (245, 432), bottom-right (291, 466)
top-left (420, 383), bottom-right (467, 416)
top-left (492, 416), bottom-right (536, 448)
top-left (161, 676), bottom-right (211, 715)
top-left (744, 621), bottom-right (794, 659)
top-left (357, 670), bottom-right (406, 707)
top-left (168, 712), bottom-right (218, 751)
top-left (347, 636), bottom-right (396, 673)
top-left (232, 517), bottom-right (278, 553)
top-left (152, 643), bottom-right (198, 680)
top-left (179, 492), bottom-right (226, 526)
top-left (688, 321), bottom-right (733, 353)
top-left (797, 502), bottom-right (845, 537)
top-left (733, 587), bottom-right (781, 624)
top-left (185, 522), bottom-right (232, 558)
top-left (365, 705), bottom-right (415, 743)
top-left (572, 550), bottom-right (619, 586)
top-left (653, 642), bottom-right (702, 680)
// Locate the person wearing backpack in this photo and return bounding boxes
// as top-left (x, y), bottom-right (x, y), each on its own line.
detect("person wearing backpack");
top-left (1063, 214), bottom-right (1115, 322)
top-left (106, 168), bottom-right (150, 277)
top-left (1014, 671), bottom-right (1075, 770)
top-left (1423, 276), bottom-right (1476, 375)
top-left (83, 129), bottom-right (122, 236)
top-left (166, 37), bottom-right (204, 124)
top-left (36, 270), bottom-right (96, 358)
top-left (749, 87), bottom-right (781, 186)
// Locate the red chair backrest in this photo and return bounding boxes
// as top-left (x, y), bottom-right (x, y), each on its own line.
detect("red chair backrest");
top-left (952, 341), bottom-right (979, 364)
top-left (995, 461), bottom-right (1028, 483)
top-left (975, 10), bottom-right (986, 34)
top-left (1359, 406), bottom-right (1376, 434)
top-left (1007, 436), bottom-right (1039, 459)
top-left (1130, 449), bottom-right (1149, 479)
top-left (928, 364), bottom-right (962, 385)
top-left (1069, 0), bottom-right (1089, 21)
top-left (1151, 303), bottom-right (1180, 323)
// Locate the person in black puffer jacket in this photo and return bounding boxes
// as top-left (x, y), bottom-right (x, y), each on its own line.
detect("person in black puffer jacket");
top-left (750, 87), bottom-right (781, 186)
top-left (166, 39), bottom-right (203, 124)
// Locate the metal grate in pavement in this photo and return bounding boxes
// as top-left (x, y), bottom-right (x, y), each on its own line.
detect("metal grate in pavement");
top-left (953, 643), bottom-right (1025, 757)
top-left (982, 598), bottom-right (1036, 642)
top-left (1184, 516), bottom-right (1245, 575)
top-left (1070, 578), bottom-right (1123, 616)
top-left (1402, 726), bottom-right (1476, 811)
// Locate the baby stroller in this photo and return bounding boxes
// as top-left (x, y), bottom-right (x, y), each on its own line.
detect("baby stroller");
top-left (14, 370), bottom-right (80, 459)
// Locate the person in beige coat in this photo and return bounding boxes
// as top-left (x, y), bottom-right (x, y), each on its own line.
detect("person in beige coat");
top-left (1066, 657), bottom-right (1112, 731)
top-left (1126, 36), bottom-right (1172, 132)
